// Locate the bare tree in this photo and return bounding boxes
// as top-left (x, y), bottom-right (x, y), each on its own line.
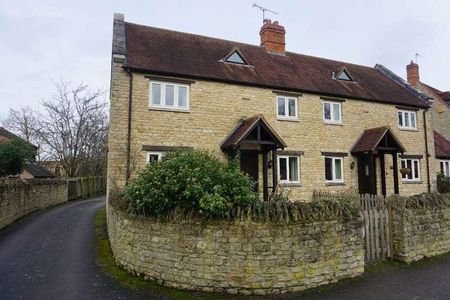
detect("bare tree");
top-left (36, 80), bottom-right (109, 177)
top-left (2, 107), bottom-right (43, 160)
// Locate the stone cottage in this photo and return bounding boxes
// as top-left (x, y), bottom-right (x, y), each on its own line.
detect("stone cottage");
top-left (108, 13), bottom-right (438, 201)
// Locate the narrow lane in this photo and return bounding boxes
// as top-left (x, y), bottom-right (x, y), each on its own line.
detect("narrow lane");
top-left (0, 197), bottom-right (146, 300)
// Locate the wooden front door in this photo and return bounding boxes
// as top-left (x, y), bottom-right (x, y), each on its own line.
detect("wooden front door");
top-left (358, 155), bottom-right (377, 195)
top-left (240, 151), bottom-right (259, 191)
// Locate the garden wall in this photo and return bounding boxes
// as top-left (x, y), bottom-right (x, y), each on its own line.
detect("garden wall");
top-left (0, 178), bottom-right (67, 230)
top-left (107, 203), bottom-right (364, 295)
top-left (391, 195), bottom-right (450, 263)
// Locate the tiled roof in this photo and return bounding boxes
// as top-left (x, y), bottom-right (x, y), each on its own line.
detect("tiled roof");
top-left (0, 127), bottom-right (37, 149)
top-left (351, 126), bottom-right (406, 153)
top-left (434, 131), bottom-right (450, 159)
top-left (123, 22), bottom-right (428, 108)
top-left (221, 115), bottom-right (286, 149)
top-left (24, 162), bottom-right (56, 178)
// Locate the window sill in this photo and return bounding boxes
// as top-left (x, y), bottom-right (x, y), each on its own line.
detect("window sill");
top-left (325, 182), bottom-right (345, 186)
top-left (324, 121), bottom-right (343, 126)
top-left (399, 128), bottom-right (418, 132)
top-left (277, 117), bottom-right (299, 122)
top-left (149, 107), bottom-right (190, 113)
top-left (402, 180), bottom-right (423, 184)
top-left (279, 182), bottom-right (301, 187)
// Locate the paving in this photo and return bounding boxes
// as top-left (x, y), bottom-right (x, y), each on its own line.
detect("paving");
top-left (1, 196), bottom-right (449, 300)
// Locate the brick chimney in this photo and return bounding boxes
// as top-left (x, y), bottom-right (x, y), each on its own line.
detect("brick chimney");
top-left (259, 19), bottom-right (286, 54)
top-left (406, 61), bottom-right (420, 86)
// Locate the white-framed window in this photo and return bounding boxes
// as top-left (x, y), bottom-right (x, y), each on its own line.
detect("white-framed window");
top-left (278, 155), bottom-right (300, 183)
top-left (146, 151), bottom-right (165, 163)
top-left (276, 96), bottom-right (298, 120)
top-left (398, 110), bottom-right (417, 130)
top-left (323, 101), bottom-right (342, 124)
top-left (325, 156), bottom-right (344, 183)
top-left (401, 158), bottom-right (421, 181)
top-left (440, 160), bottom-right (450, 177)
top-left (149, 81), bottom-right (190, 111)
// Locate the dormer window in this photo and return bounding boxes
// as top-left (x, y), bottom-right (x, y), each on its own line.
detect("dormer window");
top-left (334, 68), bottom-right (354, 82)
top-left (221, 48), bottom-right (249, 65)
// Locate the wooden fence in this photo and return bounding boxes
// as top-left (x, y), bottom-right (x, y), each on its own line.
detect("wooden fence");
top-left (360, 194), bottom-right (393, 263)
top-left (67, 177), bottom-right (106, 201)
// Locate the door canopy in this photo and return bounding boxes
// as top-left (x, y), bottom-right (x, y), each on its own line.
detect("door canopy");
top-left (351, 126), bottom-right (406, 154)
top-left (221, 115), bottom-right (286, 151)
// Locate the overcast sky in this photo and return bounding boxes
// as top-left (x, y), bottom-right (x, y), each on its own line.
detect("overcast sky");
top-left (1, 0), bottom-right (449, 121)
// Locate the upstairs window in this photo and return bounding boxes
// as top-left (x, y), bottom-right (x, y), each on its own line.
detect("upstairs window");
top-left (323, 101), bottom-right (342, 124)
top-left (441, 160), bottom-right (450, 177)
top-left (334, 68), bottom-right (354, 82)
top-left (398, 110), bottom-right (417, 130)
top-left (401, 158), bottom-right (421, 181)
top-left (149, 81), bottom-right (189, 111)
top-left (277, 96), bottom-right (298, 120)
top-left (278, 155), bottom-right (300, 183)
top-left (325, 156), bottom-right (344, 183)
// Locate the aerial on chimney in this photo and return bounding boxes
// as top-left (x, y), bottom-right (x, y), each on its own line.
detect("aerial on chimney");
top-left (259, 19), bottom-right (286, 54)
top-left (406, 60), bottom-right (420, 86)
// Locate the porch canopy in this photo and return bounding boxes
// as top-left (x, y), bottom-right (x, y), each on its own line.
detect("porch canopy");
top-left (351, 126), bottom-right (406, 195)
top-left (351, 126), bottom-right (406, 154)
top-left (221, 114), bottom-right (286, 152)
top-left (221, 115), bottom-right (286, 201)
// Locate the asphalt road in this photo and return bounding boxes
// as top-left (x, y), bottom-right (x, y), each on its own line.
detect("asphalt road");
top-left (1, 197), bottom-right (450, 300)
top-left (0, 197), bottom-right (146, 300)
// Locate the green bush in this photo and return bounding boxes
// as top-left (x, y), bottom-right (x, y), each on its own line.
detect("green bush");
top-left (437, 173), bottom-right (450, 194)
top-left (125, 150), bottom-right (258, 217)
top-left (0, 138), bottom-right (36, 177)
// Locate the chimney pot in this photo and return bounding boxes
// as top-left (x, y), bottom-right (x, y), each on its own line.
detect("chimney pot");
top-left (259, 20), bottom-right (286, 54)
top-left (406, 60), bottom-right (420, 86)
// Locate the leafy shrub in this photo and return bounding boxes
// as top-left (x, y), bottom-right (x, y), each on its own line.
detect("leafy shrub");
top-left (437, 173), bottom-right (450, 194)
top-left (0, 139), bottom-right (36, 177)
top-left (125, 150), bottom-right (258, 217)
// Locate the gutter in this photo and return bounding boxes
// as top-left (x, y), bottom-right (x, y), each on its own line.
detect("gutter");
top-left (423, 109), bottom-right (431, 193)
top-left (125, 70), bottom-right (133, 184)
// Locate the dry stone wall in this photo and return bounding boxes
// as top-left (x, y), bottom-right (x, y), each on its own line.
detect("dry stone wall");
top-left (0, 178), bottom-right (67, 230)
top-left (107, 203), bottom-right (364, 295)
top-left (391, 197), bottom-right (450, 263)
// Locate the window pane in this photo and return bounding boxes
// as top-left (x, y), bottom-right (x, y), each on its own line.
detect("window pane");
top-left (401, 160), bottom-right (406, 179)
top-left (324, 103), bottom-right (331, 120)
top-left (165, 85), bottom-right (174, 106)
top-left (398, 112), bottom-right (403, 127)
top-left (289, 157), bottom-right (299, 181)
top-left (288, 99), bottom-right (296, 117)
top-left (151, 83), bottom-right (161, 105)
top-left (325, 158), bottom-right (332, 180)
top-left (178, 86), bottom-right (187, 107)
top-left (332, 103), bottom-right (341, 121)
top-left (404, 112), bottom-right (409, 127)
top-left (226, 52), bottom-right (245, 64)
top-left (148, 154), bottom-right (159, 162)
top-left (446, 162), bottom-right (450, 177)
top-left (279, 157), bottom-right (287, 180)
top-left (278, 98), bottom-right (286, 116)
top-left (334, 158), bottom-right (342, 180)
top-left (407, 159), bottom-right (412, 180)
top-left (410, 112), bottom-right (416, 128)
top-left (413, 160), bottom-right (419, 179)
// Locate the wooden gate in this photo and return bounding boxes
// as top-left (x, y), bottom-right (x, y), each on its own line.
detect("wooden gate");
top-left (360, 194), bottom-right (393, 262)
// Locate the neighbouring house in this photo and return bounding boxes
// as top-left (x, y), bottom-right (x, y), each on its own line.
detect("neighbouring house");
top-left (403, 62), bottom-right (450, 177)
top-left (108, 13), bottom-right (438, 201)
top-left (0, 127), bottom-right (55, 179)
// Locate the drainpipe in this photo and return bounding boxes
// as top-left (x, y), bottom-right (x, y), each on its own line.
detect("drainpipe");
top-left (125, 69), bottom-right (133, 184)
top-left (423, 109), bottom-right (431, 193)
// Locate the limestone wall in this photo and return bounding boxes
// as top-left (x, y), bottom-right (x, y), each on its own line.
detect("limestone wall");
top-left (107, 203), bottom-right (364, 295)
top-left (391, 195), bottom-right (450, 263)
top-left (0, 178), bottom-right (67, 230)
top-left (107, 64), bottom-right (437, 201)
